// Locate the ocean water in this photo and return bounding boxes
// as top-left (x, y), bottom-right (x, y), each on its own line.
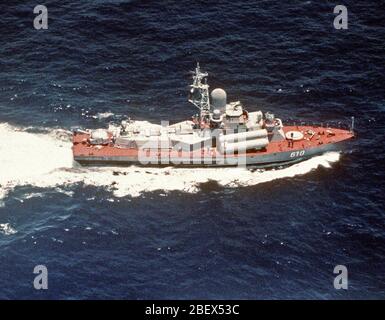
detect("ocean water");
top-left (0, 0), bottom-right (384, 299)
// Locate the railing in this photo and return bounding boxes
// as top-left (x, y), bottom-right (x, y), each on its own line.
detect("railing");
top-left (282, 117), bottom-right (354, 131)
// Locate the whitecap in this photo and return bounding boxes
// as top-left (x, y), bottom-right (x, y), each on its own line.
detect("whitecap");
top-left (0, 223), bottom-right (17, 235)
top-left (92, 112), bottom-right (115, 120)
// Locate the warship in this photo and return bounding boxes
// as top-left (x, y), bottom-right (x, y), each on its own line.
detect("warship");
top-left (72, 64), bottom-right (354, 167)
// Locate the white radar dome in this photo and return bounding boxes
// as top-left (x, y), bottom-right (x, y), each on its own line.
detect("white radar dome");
top-left (211, 88), bottom-right (227, 110)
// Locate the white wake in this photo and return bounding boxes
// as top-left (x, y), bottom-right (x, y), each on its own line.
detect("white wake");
top-left (0, 123), bottom-right (341, 203)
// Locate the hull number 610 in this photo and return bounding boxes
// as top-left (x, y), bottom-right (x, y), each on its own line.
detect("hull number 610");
top-left (290, 150), bottom-right (305, 158)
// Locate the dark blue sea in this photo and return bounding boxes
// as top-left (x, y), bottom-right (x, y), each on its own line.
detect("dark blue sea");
top-left (0, 0), bottom-right (384, 299)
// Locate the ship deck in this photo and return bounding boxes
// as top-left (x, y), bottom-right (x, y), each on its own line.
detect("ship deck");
top-left (72, 125), bottom-right (354, 165)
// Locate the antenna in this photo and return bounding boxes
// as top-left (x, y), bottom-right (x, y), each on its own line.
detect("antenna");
top-left (350, 116), bottom-right (355, 133)
top-left (188, 63), bottom-right (210, 120)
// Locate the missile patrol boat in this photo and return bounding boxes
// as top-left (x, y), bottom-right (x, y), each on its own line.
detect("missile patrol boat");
top-left (72, 64), bottom-right (354, 167)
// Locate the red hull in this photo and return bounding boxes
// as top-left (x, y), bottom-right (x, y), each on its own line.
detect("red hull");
top-left (72, 125), bottom-right (354, 167)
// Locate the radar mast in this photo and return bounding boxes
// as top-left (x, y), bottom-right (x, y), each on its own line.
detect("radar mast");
top-left (188, 63), bottom-right (211, 121)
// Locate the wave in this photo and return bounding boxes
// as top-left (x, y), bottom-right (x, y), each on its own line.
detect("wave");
top-left (0, 223), bottom-right (17, 235)
top-left (0, 123), bottom-right (341, 201)
top-left (91, 112), bottom-right (115, 120)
